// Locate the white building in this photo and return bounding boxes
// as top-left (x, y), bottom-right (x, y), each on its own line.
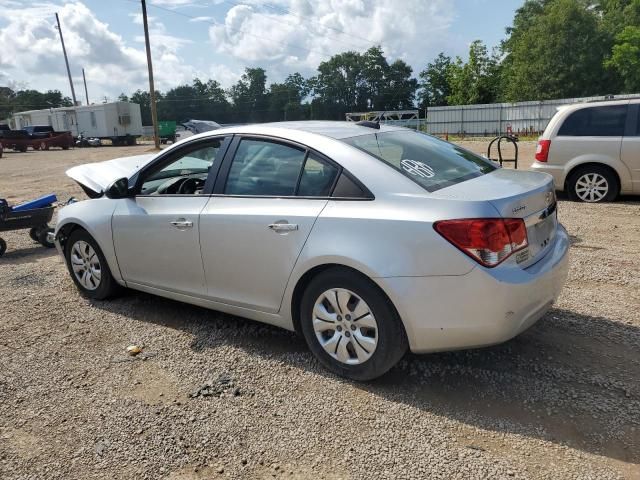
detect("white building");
top-left (12, 102), bottom-right (143, 144)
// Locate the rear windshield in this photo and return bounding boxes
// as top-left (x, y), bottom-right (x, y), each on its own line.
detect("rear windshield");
top-left (342, 130), bottom-right (496, 192)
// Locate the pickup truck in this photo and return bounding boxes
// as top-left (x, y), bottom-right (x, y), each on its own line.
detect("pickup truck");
top-left (0, 128), bottom-right (73, 152)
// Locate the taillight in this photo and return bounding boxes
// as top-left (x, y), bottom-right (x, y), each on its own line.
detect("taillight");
top-left (434, 218), bottom-right (528, 267)
top-left (535, 139), bottom-right (551, 162)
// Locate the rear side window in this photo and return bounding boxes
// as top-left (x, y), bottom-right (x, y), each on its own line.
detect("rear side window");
top-left (297, 153), bottom-right (339, 197)
top-left (342, 131), bottom-right (496, 193)
top-left (558, 105), bottom-right (627, 136)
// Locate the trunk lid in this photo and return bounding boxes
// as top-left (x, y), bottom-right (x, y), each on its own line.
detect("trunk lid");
top-left (432, 169), bottom-right (558, 267)
top-left (66, 153), bottom-right (157, 196)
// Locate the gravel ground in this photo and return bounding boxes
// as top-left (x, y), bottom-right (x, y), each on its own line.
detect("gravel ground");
top-left (1, 143), bottom-right (639, 479)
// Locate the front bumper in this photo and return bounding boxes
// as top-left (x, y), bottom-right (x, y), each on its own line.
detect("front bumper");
top-left (376, 224), bottom-right (570, 353)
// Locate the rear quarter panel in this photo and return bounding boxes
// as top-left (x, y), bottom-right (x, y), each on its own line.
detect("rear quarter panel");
top-left (290, 195), bottom-right (499, 280)
top-left (548, 136), bottom-right (631, 191)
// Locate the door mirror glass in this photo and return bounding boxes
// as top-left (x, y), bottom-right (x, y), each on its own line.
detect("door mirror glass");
top-left (105, 177), bottom-right (131, 199)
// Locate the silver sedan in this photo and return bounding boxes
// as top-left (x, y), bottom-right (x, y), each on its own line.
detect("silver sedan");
top-left (55, 121), bottom-right (569, 380)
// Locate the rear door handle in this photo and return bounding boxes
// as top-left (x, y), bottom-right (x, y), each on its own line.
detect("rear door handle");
top-left (170, 218), bottom-right (193, 229)
top-left (268, 223), bottom-right (298, 232)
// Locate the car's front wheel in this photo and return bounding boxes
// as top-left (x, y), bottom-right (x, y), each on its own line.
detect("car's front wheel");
top-left (567, 165), bottom-right (619, 203)
top-left (300, 268), bottom-right (407, 381)
top-left (64, 229), bottom-right (119, 300)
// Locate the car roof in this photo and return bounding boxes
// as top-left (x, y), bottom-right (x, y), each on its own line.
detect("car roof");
top-left (557, 98), bottom-right (634, 113)
top-left (213, 120), bottom-right (407, 140)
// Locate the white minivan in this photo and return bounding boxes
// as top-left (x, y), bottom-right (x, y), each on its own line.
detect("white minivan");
top-left (531, 99), bottom-right (640, 202)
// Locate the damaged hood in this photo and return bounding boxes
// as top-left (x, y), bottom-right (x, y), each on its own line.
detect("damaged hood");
top-left (66, 153), bottom-right (157, 195)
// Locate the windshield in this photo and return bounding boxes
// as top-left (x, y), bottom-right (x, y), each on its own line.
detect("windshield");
top-left (342, 131), bottom-right (497, 192)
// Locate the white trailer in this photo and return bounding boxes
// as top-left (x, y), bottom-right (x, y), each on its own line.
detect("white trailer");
top-left (12, 102), bottom-right (143, 145)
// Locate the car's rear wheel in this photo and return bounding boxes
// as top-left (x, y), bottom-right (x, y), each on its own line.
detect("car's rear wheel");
top-left (64, 229), bottom-right (119, 299)
top-left (300, 268), bottom-right (407, 381)
top-left (567, 165), bottom-right (618, 203)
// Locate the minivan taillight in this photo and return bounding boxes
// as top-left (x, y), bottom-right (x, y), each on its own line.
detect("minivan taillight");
top-left (535, 139), bottom-right (551, 162)
top-left (434, 218), bottom-right (528, 267)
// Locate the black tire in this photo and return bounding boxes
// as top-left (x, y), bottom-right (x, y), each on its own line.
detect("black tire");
top-left (64, 229), bottom-right (120, 300)
top-left (37, 227), bottom-right (55, 248)
top-left (29, 227), bottom-right (41, 242)
top-left (299, 267), bottom-right (408, 381)
top-left (567, 165), bottom-right (619, 203)
top-left (0, 238), bottom-right (6, 256)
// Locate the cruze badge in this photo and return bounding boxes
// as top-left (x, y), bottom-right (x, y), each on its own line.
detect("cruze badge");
top-left (512, 205), bottom-right (526, 214)
top-left (401, 159), bottom-right (435, 178)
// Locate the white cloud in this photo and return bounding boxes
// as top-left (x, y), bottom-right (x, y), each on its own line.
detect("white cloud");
top-left (0, 0), bottom-right (462, 101)
top-left (189, 16), bottom-right (214, 23)
top-left (0, 1), bottom-right (193, 102)
top-left (208, 0), bottom-right (455, 79)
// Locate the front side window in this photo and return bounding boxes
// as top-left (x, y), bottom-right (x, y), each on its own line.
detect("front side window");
top-left (224, 139), bottom-right (307, 196)
top-left (342, 131), bottom-right (496, 192)
top-left (140, 140), bottom-right (224, 195)
top-left (558, 105), bottom-right (628, 136)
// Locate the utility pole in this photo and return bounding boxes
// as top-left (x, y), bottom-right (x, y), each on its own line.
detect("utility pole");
top-left (55, 13), bottom-right (77, 106)
top-left (141, 0), bottom-right (160, 149)
top-left (82, 68), bottom-right (90, 105)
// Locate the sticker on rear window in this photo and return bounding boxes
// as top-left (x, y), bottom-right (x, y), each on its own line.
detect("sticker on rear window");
top-left (401, 159), bottom-right (435, 178)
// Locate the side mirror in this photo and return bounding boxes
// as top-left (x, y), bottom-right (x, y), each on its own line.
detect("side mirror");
top-left (105, 177), bottom-right (132, 199)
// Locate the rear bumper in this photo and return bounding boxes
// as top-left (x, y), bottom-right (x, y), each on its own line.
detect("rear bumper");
top-left (376, 224), bottom-right (570, 353)
top-left (530, 162), bottom-right (566, 191)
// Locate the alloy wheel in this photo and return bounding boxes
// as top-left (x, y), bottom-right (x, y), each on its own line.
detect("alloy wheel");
top-left (312, 288), bottom-right (378, 365)
top-left (70, 240), bottom-right (101, 290)
top-left (575, 173), bottom-right (609, 202)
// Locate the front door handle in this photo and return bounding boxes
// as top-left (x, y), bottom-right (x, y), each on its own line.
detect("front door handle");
top-left (170, 218), bottom-right (193, 229)
top-left (268, 222), bottom-right (298, 233)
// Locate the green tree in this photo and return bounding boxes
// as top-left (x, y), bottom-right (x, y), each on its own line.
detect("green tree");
top-left (384, 59), bottom-right (418, 109)
top-left (311, 51), bottom-right (368, 119)
top-left (418, 53), bottom-right (453, 107)
top-left (605, 26), bottom-right (640, 92)
top-left (130, 90), bottom-right (155, 125)
top-left (446, 41), bottom-right (500, 105)
top-left (229, 68), bottom-right (269, 122)
top-left (311, 47), bottom-right (417, 118)
top-left (268, 73), bottom-right (310, 121)
top-left (501, 0), bottom-right (614, 101)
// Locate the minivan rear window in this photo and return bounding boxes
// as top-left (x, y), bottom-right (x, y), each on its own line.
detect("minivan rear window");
top-left (342, 131), bottom-right (496, 192)
top-left (558, 105), bottom-right (627, 136)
